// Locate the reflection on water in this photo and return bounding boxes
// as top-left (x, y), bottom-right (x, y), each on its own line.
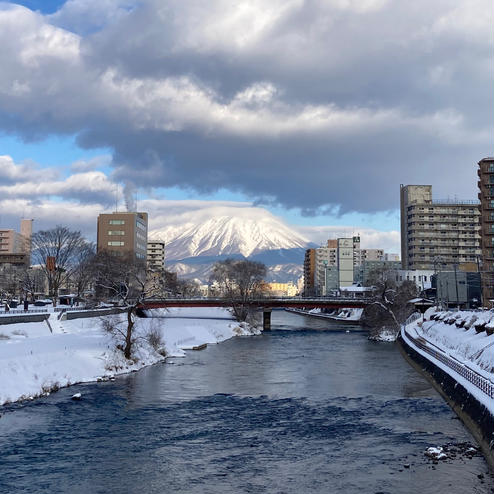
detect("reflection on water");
top-left (0, 310), bottom-right (491, 494)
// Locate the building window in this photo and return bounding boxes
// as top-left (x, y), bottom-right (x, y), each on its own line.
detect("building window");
top-left (108, 241), bottom-right (125, 246)
top-left (108, 230), bottom-right (125, 235)
top-left (109, 220), bottom-right (125, 225)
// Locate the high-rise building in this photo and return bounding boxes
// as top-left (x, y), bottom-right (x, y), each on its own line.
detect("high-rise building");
top-left (303, 248), bottom-right (316, 296)
top-left (97, 212), bottom-right (148, 260)
top-left (147, 240), bottom-right (165, 271)
top-left (337, 238), bottom-right (354, 287)
top-left (477, 157), bottom-right (494, 306)
top-left (400, 185), bottom-right (481, 271)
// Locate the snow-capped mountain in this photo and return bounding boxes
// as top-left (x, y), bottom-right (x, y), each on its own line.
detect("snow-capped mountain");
top-left (150, 212), bottom-right (310, 261)
top-left (147, 207), bottom-right (313, 283)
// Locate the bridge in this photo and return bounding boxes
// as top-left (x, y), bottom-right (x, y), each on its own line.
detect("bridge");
top-left (140, 297), bottom-right (371, 330)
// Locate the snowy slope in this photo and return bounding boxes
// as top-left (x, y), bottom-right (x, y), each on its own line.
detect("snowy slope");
top-left (149, 211), bottom-right (310, 260)
top-left (167, 260), bottom-right (303, 284)
top-left (0, 308), bottom-right (259, 405)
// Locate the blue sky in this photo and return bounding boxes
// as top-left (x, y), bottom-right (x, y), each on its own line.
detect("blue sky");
top-left (0, 0), bottom-right (491, 252)
top-left (4, 0), bottom-right (65, 14)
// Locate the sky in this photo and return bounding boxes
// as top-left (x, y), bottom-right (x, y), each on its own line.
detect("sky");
top-left (0, 0), bottom-right (492, 254)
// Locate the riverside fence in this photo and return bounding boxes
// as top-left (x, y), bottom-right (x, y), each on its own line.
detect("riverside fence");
top-left (402, 322), bottom-right (494, 400)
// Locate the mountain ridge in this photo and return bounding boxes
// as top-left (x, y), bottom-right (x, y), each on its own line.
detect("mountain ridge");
top-left (149, 213), bottom-right (311, 261)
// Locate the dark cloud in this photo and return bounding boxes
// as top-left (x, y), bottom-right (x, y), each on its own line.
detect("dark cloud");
top-left (0, 0), bottom-right (491, 214)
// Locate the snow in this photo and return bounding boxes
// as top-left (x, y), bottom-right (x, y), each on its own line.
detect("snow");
top-left (425, 447), bottom-right (447, 460)
top-left (0, 307), bottom-right (259, 406)
top-left (149, 213), bottom-right (309, 259)
top-left (370, 328), bottom-right (398, 342)
top-left (401, 309), bottom-right (494, 415)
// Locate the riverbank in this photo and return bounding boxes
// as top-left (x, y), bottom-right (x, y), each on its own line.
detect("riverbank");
top-left (398, 310), bottom-right (494, 468)
top-left (286, 307), bottom-right (362, 324)
top-left (0, 307), bottom-right (259, 406)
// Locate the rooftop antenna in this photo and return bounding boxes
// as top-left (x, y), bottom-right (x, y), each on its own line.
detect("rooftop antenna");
top-left (114, 184), bottom-right (118, 212)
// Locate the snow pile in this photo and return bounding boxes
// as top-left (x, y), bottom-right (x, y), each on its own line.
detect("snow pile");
top-left (369, 327), bottom-right (398, 342)
top-left (416, 310), bottom-right (494, 376)
top-left (424, 447), bottom-right (448, 460)
top-left (0, 307), bottom-right (258, 405)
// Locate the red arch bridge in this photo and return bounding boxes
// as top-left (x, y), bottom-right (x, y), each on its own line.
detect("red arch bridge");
top-left (139, 298), bottom-right (371, 330)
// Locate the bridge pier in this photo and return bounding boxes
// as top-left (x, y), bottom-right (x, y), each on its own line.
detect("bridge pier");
top-left (263, 309), bottom-right (272, 331)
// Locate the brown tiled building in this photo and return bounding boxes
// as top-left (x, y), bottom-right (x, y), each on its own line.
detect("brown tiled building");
top-left (97, 212), bottom-right (148, 261)
top-left (303, 248), bottom-right (316, 296)
top-left (477, 157), bottom-right (494, 307)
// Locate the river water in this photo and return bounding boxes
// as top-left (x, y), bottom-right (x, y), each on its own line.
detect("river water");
top-left (0, 311), bottom-right (492, 494)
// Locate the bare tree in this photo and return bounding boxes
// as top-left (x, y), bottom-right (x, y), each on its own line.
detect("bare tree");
top-left (210, 259), bottom-right (267, 321)
top-left (21, 267), bottom-right (45, 302)
top-left (94, 252), bottom-right (162, 359)
top-left (70, 242), bottom-right (96, 298)
top-left (0, 265), bottom-right (22, 300)
top-left (31, 226), bottom-right (89, 305)
top-left (362, 266), bottom-right (417, 336)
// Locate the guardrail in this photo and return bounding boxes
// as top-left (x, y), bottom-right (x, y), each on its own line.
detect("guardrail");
top-left (402, 325), bottom-right (494, 399)
top-left (403, 312), bottom-right (422, 326)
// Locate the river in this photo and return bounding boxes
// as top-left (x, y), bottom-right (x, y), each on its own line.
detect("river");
top-left (0, 311), bottom-right (492, 493)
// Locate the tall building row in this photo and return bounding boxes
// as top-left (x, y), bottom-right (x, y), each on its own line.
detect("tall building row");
top-left (303, 237), bottom-right (392, 296)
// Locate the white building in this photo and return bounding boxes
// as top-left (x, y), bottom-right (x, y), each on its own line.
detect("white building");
top-left (147, 240), bottom-right (165, 271)
top-left (395, 269), bottom-right (434, 291)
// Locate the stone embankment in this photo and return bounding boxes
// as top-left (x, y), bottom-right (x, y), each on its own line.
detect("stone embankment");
top-left (398, 311), bottom-right (494, 469)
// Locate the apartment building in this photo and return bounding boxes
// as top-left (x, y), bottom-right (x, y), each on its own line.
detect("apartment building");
top-left (354, 260), bottom-right (401, 286)
top-left (147, 240), bottom-right (165, 271)
top-left (354, 248), bottom-right (384, 265)
top-left (400, 185), bottom-right (481, 271)
top-left (263, 282), bottom-right (298, 297)
top-left (477, 157), bottom-right (494, 306)
top-left (0, 219), bottom-right (33, 266)
top-left (97, 212), bottom-right (148, 260)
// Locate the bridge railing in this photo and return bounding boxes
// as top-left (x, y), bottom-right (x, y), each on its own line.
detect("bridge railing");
top-left (144, 297), bottom-right (373, 304)
top-left (402, 326), bottom-right (494, 399)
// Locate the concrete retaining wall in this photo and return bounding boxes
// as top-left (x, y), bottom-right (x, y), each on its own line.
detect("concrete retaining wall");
top-left (0, 308), bottom-right (127, 324)
top-left (65, 308), bottom-right (127, 320)
top-left (0, 314), bottom-right (49, 325)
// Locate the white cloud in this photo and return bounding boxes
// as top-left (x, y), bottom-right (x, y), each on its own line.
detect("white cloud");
top-left (0, 155), bottom-right (400, 254)
top-left (0, 0), bottom-right (490, 214)
top-left (295, 225), bottom-right (400, 254)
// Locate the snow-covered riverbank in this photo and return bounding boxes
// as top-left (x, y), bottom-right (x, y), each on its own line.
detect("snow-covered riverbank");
top-left (406, 310), bottom-right (493, 377)
top-left (0, 307), bottom-right (259, 406)
top-left (402, 309), bottom-right (494, 415)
